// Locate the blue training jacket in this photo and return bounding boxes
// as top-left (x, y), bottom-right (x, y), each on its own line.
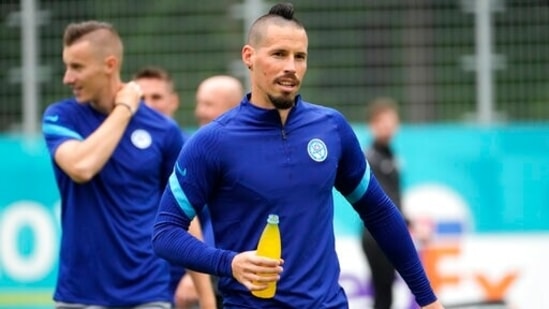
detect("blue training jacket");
top-left (153, 94), bottom-right (436, 308)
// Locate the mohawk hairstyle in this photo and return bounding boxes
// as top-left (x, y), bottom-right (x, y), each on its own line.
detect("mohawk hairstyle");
top-left (63, 20), bottom-right (118, 46)
top-left (247, 2), bottom-right (304, 45)
top-left (268, 2), bottom-right (295, 20)
top-left (62, 20), bottom-right (123, 64)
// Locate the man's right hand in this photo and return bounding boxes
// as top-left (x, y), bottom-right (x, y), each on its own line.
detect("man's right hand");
top-left (231, 251), bottom-right (284, 291)
top-left (114, 81), bottom-right (142, 115)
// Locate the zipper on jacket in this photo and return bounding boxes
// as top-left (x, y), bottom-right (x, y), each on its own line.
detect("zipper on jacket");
top-left (281, 128), bottom-right (287, 140)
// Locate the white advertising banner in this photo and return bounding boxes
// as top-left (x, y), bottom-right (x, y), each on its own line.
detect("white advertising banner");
top-left (336, 235), bottom-right (549, 309)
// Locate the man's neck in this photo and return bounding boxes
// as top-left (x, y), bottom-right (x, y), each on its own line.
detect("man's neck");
top-left (90, 79), bottom-right (123, 114)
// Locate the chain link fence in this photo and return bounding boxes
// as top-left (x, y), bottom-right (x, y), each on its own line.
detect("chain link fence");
top-left (1, 0), bottom-right (548, 132)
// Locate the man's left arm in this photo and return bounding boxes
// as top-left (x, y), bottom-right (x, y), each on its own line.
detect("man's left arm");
top-left (332, 113), bottom-right (441, 308)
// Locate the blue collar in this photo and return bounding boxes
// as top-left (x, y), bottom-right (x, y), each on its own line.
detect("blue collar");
top-left (238, 93), bottom-right (303, 127)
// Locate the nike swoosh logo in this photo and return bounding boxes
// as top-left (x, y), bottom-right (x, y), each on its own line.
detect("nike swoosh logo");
top-left (175, 163), bottom-right (187, 177)
top-left (45, 115), bottom-right (59, 122)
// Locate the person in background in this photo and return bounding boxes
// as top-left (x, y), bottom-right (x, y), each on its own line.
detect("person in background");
top-left (133, 66), bottom-right (218, 309)
top-left (173, 75), bottom-right (244, 309)
top-left (193, 75), bottom-right (244, 127)
top-left (132, 66), bottom-right (192, 143)
top-left (151, 3), bottom-right (444, 309)
top-left (42, 21), bottom-right (179, 309)
top-left (133, 66), bottom-right (179, 117)
top-left (361, 97), bottom-right (404, 309)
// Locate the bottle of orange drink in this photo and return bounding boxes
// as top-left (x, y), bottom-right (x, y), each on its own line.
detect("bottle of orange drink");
top-left (252, 214), bottom-right (281, 298)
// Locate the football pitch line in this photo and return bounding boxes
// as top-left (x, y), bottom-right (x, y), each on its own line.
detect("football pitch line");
top-left (0, 291), bottom-right (51, 306)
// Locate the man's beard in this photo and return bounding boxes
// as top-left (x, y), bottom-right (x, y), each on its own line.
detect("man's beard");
top-left (268, 94), bottom-right (294, 110)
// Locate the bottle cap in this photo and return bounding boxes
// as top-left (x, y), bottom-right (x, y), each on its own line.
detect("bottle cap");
top-left (267, 214), bottom-right (279, 224)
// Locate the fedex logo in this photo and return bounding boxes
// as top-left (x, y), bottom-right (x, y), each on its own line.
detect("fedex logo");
top-left (404, 184), bottom-right (519, 306)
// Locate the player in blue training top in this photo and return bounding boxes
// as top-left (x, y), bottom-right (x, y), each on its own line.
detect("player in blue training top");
top-left (42, 21), bottom-right (181, 309)
top-left (152, 3), bottom-right (446, 309)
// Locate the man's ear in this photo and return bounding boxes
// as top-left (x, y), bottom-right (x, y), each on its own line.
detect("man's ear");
top-left (242, 45), bottom-right (254, 70)
top-left (104, 55), bottom-right (118, 74)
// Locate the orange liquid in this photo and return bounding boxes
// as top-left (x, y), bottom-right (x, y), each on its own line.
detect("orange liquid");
top-left (252, 215), bottom-right (281, 298)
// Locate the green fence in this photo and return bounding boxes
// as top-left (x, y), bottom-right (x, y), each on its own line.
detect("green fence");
top-left (1, 1), bottom-right (548, 131)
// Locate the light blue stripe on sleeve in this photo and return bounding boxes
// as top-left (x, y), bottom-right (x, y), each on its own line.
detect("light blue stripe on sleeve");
top-left (42, 123), bottom-right (84, 140)
top-left (345, 163), bottom-right (371, 204)
top-left (169, 165), bottom-right (196, 219)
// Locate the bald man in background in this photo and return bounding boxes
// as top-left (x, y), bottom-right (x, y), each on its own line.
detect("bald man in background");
top-left (174, 75), bottom-right (244, 309)
top-left (194, 75), bottom-right (244, 127)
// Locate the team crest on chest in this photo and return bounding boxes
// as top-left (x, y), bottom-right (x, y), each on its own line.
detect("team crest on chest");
top-left (307, 138), bottom-right (328, 162)
top-left (131, 129), bottom-right (152, 149)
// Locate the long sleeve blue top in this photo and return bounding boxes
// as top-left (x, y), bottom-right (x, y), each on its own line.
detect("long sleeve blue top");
top-left (153, 94), bottom-right (436, 308)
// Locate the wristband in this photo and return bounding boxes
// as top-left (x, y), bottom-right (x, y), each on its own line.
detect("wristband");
top-left (115, 102), bottom-right (135, 115)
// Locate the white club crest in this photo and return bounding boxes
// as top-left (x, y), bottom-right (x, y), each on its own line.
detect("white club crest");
top-left (131, 129), bottom-right (152, 149)
top-left (307, 138), bottom-right (328, 162)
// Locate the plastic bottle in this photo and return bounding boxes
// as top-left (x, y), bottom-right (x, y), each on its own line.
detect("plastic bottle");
top-left (251, 214), bottom-right (281, 299)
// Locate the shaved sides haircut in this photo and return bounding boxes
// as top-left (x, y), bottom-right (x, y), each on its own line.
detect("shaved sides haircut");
top-left (63, 20), bottom-right (123, 63)
top-left (246, 2), bottom-right (305, 46)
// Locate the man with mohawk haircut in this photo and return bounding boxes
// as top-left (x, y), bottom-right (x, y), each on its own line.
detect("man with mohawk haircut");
top-left (152, 3), bottom-right (445, 308)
